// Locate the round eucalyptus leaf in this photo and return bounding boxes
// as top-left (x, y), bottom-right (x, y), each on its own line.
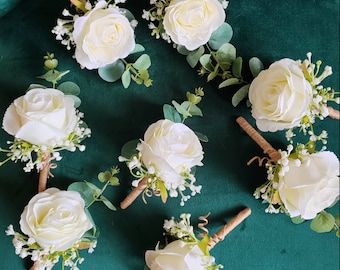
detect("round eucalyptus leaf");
top-left (57, 81), bottom-right (80, 95)
top-left (98, 60), bottom-right (125, 82)
top-left (208, 23), bottom-right (233, 50)
top-left (249, 57), bottom-right (264, 78)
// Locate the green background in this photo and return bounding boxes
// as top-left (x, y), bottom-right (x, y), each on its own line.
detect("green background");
top-left (0, 0), bottom-right (339, 269)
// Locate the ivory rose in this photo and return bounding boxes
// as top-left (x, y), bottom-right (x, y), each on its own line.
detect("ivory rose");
top-left (278, 151), bottom-right (339, 220)
top-left (73, 0), bottom-right (136, 69)
top-left (145, 240), bottom-right (214, 270)
top-left (2, 88), bottom-right (77, 147)
top-left (138, 119), bottom-right (203, 191)
top-left (163, 0), bottom-right (226, 51)
top-left (249, 59), bottom-right (313, 132)
top-left (19, 188), bottom-right (93, 251)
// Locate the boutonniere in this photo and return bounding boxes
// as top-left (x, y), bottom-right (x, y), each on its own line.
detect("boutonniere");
top-left (0, 53), bottom-right (91, 192)
top-left (145, 208), bottom-right (251, 270)
top-left (52, 0), bottom-right (152, 88)
top-left (119, 88), bottom-right (208, 208)
top-left (6, 167), bottom-right (120, 270)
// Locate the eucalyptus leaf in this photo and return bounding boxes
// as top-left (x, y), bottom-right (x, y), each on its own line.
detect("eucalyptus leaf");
top-left (216, 43), bottom-right (236, 63)
top-left (163, 104), bottom-right (182, 123)
top-left (290, 215), bottom-right (305, 224)
top-left (194, 131), bottom-right (209, 142)
top-left (172, 100), bottom-right (191, 118)
top-left (98, 171), bottom-right (112, 182)
top-left (188, 104), bottom-right (203, 116)
top-left (197, 234), bottom-right (210, 256)
top-left (26, 84), bottom-right (46, 91)
top-left (108, 176), bottom-right (120, 186)
top-left (177, 45), bottom-right (191, 55)
top-left (186, 46), bottom-right (204, 68)
top-left (57, 81), bottom-right (80, 95)
top-left (232, 56), bottom-right (243, 78)
top-left (65, 94), bottom-right (81, 108)
top-left (121, 139), bottom-right (139, 158)
top-left (37, 70), bottom-right (70, 83)
top-left (98, 60), bottom-right (125, 82)
top-left (82, 208), bottom-right (99, 239)
top-left (310, 211), bottom-right (335, 233)
top-left (218, 78), bottom-right (240, 88)
top-left (231, 84), bottom-right (250, 107)
top-left (132, 54), bottom-right (151, 70)
top-left (122, 69), bottom-right (131, 89)
top-left (130, 44), bottom-right (145, 54)
top-left (85, 181), bottom-right (101, 193)
top-left (68, 182), bottom-right (95, 207)
top-left (100, 195), bottom-right (117, 211)
top-left (199, 54), bottom-right (213, 72)
top-left (249, 57), bottom-right (264, 78)
top-left (208, 23), bottom-right (233, 50)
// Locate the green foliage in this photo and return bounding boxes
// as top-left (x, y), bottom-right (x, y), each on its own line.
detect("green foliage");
top-left (197, 234), bottom-right (211, 256)
top-left (120, 139), bottom-right (139, 159)
top-left (163, 104), bottom-right (182, 123)
top-left (249, 57), bottom-right (264, 77)
top-left (156, 179), bottom-right (168, 203)
top-left (310, 211), bottom-right (336, 233)
top-left (291, 215), bottom-right (305, 224)
top-left (208, 23), bottom-right (233, 50)
top-left (186, 46), bottom-right (205, 68)
top-left (98, 60), bottom-right (125, 82)
top-left (231, 84), bottom-right (250, 107)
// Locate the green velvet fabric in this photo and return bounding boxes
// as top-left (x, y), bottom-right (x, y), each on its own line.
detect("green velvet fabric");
top-left (0, 0), bottom-right (339, 269)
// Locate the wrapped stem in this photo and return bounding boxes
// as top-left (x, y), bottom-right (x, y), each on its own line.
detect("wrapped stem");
top-left (327, 106), bottom-right (340, 119)
top-left (120, 177), bottom-right (148, 209)
top-left (236, 117), bottom-right (281, 163)
top-left (38, 151), bottom-right (52, 193)
top-left (208, 207), bottom-right (251, 250)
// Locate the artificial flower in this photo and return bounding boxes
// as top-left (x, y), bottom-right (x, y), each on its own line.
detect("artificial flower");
top-left (248, 58), bottom-right (313, 132)
top-left (3, 88), bottom-right (77, 146)
top-left (277, 151), bottom-right (339, 220)
top-left (19, 188), bottom-right (93, 251)
top-left (73, 0), bottom-right (135, 69)
top-left (163, 0), bottom-right (226, 51)
top-left (145, 240), bottom-right (213, 270)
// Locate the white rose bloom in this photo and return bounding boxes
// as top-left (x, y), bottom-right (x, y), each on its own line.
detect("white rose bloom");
top-left (139, 119), bottom-right (203, 190)
top-left (249, 58), bottom-right (313, 132)
top-left (278, 151), bottom-right (339, 220)
top-left (2, 88), bottom-right (77, 147)
top-left (163, 0), bottom-right (226, 51)
top-left (73, 0), bottom-right (136, 69)
top-left (145, 240), bottom-right (212, 270)
top-left (19, 188), bottom-right (93, 251)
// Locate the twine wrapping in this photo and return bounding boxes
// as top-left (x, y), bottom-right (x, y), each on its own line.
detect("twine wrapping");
top-left (120, 177), bottom-right (148, 209)
top-left (236, 117), bottom-right (281, 163)
top-left (37, 151), bottom-right (57, 193)
top-left (208, 207), bottom-right (251, 250)
top-left (327, 106), bottom-right (340, 119)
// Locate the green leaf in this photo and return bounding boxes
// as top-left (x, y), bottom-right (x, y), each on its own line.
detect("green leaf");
top-left (186, 46), bottom-right (205, 68)
top-left (57, 81), bottom-right (80, 95)
top-left (199, 54), bottom-right (213, 72)
top-left (132, 54), bottom-right (151, 70)
top-left (194, 131), bottom-right (209, 142)
top-left (37, 70), bottom-right (70, 83)
top-left (65, 94), bottom-right (81, 108)
top-left (218, 78), bottom-right (240, 88)
top-left (130, 44), bottom-right (145, 55)
top-left (177, 45), bottom-right (191, 55)
top-left (100, 195), bottom-right (117, 211)
top-left (108, 176), bottom-right (120, 186)
top-left (208, 23), bottom-right (233, 50)
top-left (231, 84), bottom-right (250, 107)
top-left (163, 104), bottom-right (182, 123)
top-left (188, 104), bottom-right (203, 117)
top-left (215, 43), bottom-right (236, 63)
top-left (232, 56), bottom-right (243, 78)
top-left (249, 57), bottom-right (264, 78)
top-left (68, 182), bottom-right (95, 207)
top-left (98, 171), bottom-right (112, 182)
top-left (82, 208), bottom-right (99, 239)
top-left (197, 234), bottom-right (210, 256)
top-left (26, 84), bottom-right (46, 91)
top-left (310, 211), bottom-right (335, 233)
top-left (172, 100), bottom-right (191, 118)
top-left (98, 60), bottom-right (125, 82)
top-left (291, 215), bottom-right (305, 224)
top-left (122, 69), bottom-right (131, 89)
top-left (156, 180), bottom-right (168, 203)
top-left (121, 139), bottom-right (139, 159)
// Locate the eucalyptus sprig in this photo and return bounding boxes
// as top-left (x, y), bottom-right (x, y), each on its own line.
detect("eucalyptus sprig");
top-left (163, 87), bottom-right (208, 142)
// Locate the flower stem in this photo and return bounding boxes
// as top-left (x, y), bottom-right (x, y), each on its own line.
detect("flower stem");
top-left (236, 117), bottom-right (281, 163)
top-left (327, 106), bottom-right (340, 119)
top-left (208, 207), bottom-right (251, 250)
top-left (120, 177), bottom-right (148, 209)
top-left (38, 151), bottom-right (51, 193)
